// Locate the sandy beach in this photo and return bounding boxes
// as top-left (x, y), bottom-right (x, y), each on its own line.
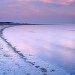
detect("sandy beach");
top-left (0, 25), bottom-right (74, 75)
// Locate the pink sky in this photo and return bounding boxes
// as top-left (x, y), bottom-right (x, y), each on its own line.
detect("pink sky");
top-left (0, 0), bottom-right (75, 24)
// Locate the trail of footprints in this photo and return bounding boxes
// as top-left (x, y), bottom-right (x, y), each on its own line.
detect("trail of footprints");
top-left (1, 36), bottom-right (56, 75)
top-left (0, 26), bottom-right (56, 75)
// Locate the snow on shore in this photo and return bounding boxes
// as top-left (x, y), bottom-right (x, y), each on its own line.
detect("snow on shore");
top-left (0, 25), bottom-right (69, 75)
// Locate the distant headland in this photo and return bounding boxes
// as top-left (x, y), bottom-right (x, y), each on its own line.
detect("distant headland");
top-left (0, 22), bottom-right (37, 25)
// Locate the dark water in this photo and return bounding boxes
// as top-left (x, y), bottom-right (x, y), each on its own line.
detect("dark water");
top-left (3, 25), bottom-right (75, 74)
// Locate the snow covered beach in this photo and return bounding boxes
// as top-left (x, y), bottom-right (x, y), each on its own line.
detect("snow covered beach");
top-left (0, 25), bottom-right (75, 75)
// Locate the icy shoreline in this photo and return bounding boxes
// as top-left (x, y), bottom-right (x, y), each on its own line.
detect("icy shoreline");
top-left (0, 25), bottom-right (69, 75)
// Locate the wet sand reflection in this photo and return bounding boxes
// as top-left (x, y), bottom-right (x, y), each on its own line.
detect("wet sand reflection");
top-left (3, 25), bottom-right (75, 73)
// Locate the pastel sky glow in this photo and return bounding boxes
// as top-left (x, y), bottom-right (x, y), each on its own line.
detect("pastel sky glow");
top-left (0, 0), bottom-right (75, 24)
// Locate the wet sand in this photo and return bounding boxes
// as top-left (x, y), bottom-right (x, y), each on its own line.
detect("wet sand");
top-left (0, 25), bottom-right (70, 75)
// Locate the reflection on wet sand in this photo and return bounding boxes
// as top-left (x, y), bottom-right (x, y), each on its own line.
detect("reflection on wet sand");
top-left (3, 25), bottom-right (75, 74)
